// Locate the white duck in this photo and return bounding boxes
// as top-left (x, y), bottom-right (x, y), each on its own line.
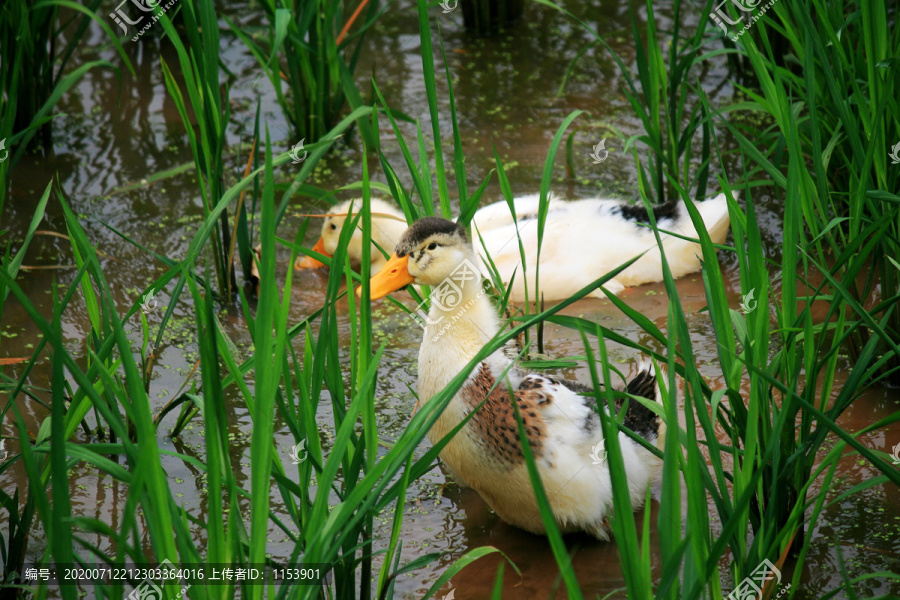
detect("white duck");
top-left (363, 217), bottom-right (665, 539)
top-left (301, 194), bottom-right (731, 301)
top-left (294, 198), bottom-right (408, 273)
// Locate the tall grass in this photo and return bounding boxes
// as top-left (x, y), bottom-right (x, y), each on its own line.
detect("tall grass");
top-left (153, 1), bottom-right (375, 301)
top-left (712, 0), bottom-right (900, 576)
top-left (0, 140), bottom-right (504, 600)
top-left (542, 0), bottom-right (718, 203)
top-left (0, 0), bottom-right (131, 215)
top-left (513, 0), bottom-right (900, 597)
top-left (0, 2), bottom-right (516, 595)
top-left (229, 0), bottom-right (381, 146)
top-left (0, 182), bottom-right (50, 587)
top-left (720, 0), bottom-right (900, 385)
top-left (549, 181), bottom-right (900, 599)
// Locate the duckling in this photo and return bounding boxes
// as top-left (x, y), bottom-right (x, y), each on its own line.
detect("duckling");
top-left (300, 194), bottom-right (730, 301)
top-left (362, 217), bottom-right (665, 540)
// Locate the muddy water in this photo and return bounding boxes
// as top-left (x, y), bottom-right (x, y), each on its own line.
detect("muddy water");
top-left (1, 0), bottom-right (898, 598)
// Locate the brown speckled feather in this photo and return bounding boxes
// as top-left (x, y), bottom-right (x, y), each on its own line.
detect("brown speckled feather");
top-left (461, 363), bottom-right (550, 467)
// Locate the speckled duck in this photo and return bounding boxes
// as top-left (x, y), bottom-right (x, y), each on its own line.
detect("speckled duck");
top-left (362, 217), bottom-right (667, 539)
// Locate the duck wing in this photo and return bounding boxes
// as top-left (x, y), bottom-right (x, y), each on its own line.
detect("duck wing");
top-left (461, 362), bottom-right (661, 467)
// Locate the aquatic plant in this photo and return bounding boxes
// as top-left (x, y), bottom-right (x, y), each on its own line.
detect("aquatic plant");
top-left (154, 0), bottom-right (376, 301)
top-left (531, 0), bottom-right (900, 597)
top-left (0, 0), bottom-right (131, 215)
top-left (721, 0), bottom-right (900, 387)
top-left (543, 0), bottom-right (718, 204)
top-left (229, 0), bottom-right (381, 146)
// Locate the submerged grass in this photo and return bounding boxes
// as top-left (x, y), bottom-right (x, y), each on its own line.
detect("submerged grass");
top-left (1, 0), bottom-right (899, 599)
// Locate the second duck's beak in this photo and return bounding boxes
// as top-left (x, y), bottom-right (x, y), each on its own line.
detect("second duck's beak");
top-left (359, 253), bottom-right (413, 299)
top-left (294, 237), bottom-right (329, 269)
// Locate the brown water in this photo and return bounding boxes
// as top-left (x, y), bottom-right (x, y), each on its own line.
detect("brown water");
top-left (1, 1), bottom-right (898, 598)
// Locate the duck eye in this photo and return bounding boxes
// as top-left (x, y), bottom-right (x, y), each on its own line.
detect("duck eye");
top-left (330, 223), bottom-right (337, 230)
top-left (427, 242), bottom-right (438, 251)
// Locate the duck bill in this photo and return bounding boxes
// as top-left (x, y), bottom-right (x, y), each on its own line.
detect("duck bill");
top-left (359, 253), bottom-right (413, 299)
top-left (294, 237), bottom-right (329, 269)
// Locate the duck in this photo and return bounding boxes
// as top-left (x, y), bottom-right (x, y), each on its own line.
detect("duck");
top-left (294, 198), bottom-right (408, 273)
top-left (361, 217), bottom-right (666, 540)
top-left (301, 193), bottom-right (731, 301)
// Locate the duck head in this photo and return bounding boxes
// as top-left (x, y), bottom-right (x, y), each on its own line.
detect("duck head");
top-left (363, 217), bottom-right (475, 298)
top-left (295, 199), bottom-right (362, 269)
top-left (295, 199), bottom-right (407, 272)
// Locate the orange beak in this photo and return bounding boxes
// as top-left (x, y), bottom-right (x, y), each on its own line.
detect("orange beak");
top-left (357, 253), bottom-right (414, 299)
top-left (294, 237), bottom-right (329, 269)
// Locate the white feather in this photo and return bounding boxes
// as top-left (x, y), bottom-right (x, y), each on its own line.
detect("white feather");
top-left (313, 193), bottom-right (730, 302)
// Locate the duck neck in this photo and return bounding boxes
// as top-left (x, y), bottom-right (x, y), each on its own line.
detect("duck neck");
top-left (417, 262), bottom-right (501, 402)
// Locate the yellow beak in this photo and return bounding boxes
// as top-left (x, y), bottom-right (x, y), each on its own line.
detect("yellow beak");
top-left (358, 253), bottom-right (414, 299)
top-left (294, 237), bottom-right (328, 269)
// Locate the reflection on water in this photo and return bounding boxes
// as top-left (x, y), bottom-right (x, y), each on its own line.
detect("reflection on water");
top-left (1, 0), bottom-right (897, 598)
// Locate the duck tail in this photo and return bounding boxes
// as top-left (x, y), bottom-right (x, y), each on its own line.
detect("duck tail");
top-left (695, 192), bottom-right (733, 246)
top-left (623, 360), bottom-right (667, 448)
